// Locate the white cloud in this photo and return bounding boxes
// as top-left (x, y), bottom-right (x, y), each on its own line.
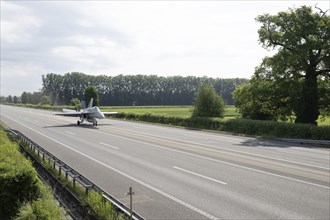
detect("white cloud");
top-left (1, 1), bottom-right (329, 96)
top-left (1, 1), bottom-right (42, 43)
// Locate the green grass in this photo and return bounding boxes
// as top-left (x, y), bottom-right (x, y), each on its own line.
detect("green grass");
top-left (18, 131), bottom-right (124, 220)
top-left (0, 122), bottom-right (63, 219)
top-left (101, 106), bottom-right (240, 118)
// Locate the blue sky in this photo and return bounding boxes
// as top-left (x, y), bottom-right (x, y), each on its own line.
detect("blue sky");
top-left (1, 0), bottom-right (329, 96)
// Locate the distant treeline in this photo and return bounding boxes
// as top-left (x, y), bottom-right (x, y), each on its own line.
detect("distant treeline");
top-left (42, 72), bottom-right (248, 106)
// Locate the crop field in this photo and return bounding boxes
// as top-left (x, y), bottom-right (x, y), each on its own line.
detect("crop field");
top-left (100, 106), bottom-right (240, 118)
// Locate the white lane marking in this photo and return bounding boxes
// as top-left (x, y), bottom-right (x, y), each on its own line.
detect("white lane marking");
top-left (174, 166), bottom-right (227, 185)
top-left (95, 130), bottom-right (330, 190)
top-left (65, 131), bottom-right (76, 136)
top-left (1, 114), bottom-right (217, 220)
top-left (99, 142), bottom-right (119, 150)
top-left (113, 127), bottom-right (330, 170)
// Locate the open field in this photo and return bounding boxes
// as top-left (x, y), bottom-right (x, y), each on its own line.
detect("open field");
top-left (101, 106), bottom-right (240, 118)
top-left (101, 106), bottom-right (330, 126)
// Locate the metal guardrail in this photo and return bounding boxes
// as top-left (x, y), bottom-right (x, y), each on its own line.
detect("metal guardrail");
top-left (10, 129), bottom-right (145, 220)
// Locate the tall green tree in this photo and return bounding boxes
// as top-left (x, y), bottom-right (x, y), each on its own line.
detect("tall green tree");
top-left (84, 86), bottom-right (100, 106)
top-left (192, 85), bottom-right (225, 118)
top-left (21, 92), bottom-right (28, 104)
top-left (6, 95), bottom-right (13, 103)
top-left (13, 96), bottom-right (18, 104)
top-left (255, 6), bottom-right (330, 124)
top-left (41, 72), bottom-right (247, 106)
top-left (233, 76), bottom-right (300, 121)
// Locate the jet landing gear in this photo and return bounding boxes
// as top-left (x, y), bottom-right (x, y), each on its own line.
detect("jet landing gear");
top-left (92, 121), bottom-right (98, 127)
top-left (77, 117), bottom-right (84, 126)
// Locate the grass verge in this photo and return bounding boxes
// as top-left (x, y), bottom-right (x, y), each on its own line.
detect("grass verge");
top-left (0, 122), bottom-right (64, 220)
top-left (16, 130), bottom-right (125, 220)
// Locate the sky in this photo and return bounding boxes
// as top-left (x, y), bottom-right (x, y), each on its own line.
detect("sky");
top-left (1, 0), bottom-right (329, 96)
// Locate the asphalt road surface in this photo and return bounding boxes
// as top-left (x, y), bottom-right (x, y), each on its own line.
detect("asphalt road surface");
top-left (1, 105), bottom-right (329, 220)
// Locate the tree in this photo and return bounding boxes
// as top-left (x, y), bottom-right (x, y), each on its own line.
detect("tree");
top-left (233, 81), bottom-right (275, 120)
top-left (84, 86), bottom-right (100, 106)
top-left (40, 95), bottom-right (51, 105)
top-left (13, 96), bottom-right (18, 104)
top-left (233, 76), bottom-right (300, 121)
top-left (6, 95), bottom-right (13, 103)
top-left (254, 5), bottom-right (329, 124)
top-left (41, 72), bottom-right (247, 106)
top-left (21, 92), bottom-right (28, 104)
top-left (192, 85), bottom-right (225, 118)
top-left (70, 98), bottom-right (82, 110)
top-left (28, 92), bottom-right (42, 105)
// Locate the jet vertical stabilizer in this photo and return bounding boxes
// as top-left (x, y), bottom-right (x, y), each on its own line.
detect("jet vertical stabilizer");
top-left (87, 98), bottom-right (94, 108)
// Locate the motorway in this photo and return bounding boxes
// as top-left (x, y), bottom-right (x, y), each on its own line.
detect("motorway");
top-left (1, 104), bottom-right (329, 219)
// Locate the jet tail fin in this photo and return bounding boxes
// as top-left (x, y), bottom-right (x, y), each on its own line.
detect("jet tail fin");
top-left (82, 101), bottom-right (86, 109)
top-left (87, 98), bottom-right (94, 108)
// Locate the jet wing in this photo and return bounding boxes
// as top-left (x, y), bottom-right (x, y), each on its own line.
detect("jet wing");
top-left (52, 109), bottom-right (83, 117)
top-left (102, 112), bottom-right (118, 115)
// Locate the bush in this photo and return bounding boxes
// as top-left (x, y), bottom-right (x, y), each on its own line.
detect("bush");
top-left (192, 85), bottom-right (225, 118)
top-left (0, 127), bottom-right (63, 219)
top-left (86, 191), bottom-right (123, 220)
top-left (15, 184), bottom-right (62, 220)
top-left (0, 130), bottom-right (39, 219)
top-left (71, 98), bottom-right (82, 110)
top-left (40, 95), bottom-right (52, 105)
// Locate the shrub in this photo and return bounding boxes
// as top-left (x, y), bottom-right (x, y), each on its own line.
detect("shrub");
top-left (0, 130), bottom-right (39, 219)
top-left (40, 95), bottom-right (52, 105)
top-left (192, 85), bottom-right (225, 118)
top-left (0, 127), bottom-right (63, 219)
top-left (86, 191), bottom-right (123, 220)
top-left (71, 98), bottom-right (82, 110)
top-left (15, 184), bottom-right (62, 220)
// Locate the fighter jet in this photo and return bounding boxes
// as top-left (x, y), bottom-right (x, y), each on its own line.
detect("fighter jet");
top-left (53, 98), bottom-right (117, 126)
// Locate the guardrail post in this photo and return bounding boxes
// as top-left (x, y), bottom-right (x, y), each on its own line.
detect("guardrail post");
top-left (102, 194), bottom-right (106, 204)
top-left (127, 187), bottom-right (134, 220)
